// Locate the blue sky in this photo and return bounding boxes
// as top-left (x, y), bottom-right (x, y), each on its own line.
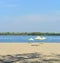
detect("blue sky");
top-left (0, 0), bottom-right (60, 32)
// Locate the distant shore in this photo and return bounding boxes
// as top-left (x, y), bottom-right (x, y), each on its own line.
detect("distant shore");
top-left (0, 32), bottom-right (60, 36)
top-left (0, 43), bottom-right (60, 55)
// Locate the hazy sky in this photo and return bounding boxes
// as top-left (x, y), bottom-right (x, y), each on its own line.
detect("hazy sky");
top-left (0, 0), bottom-right (60, 32)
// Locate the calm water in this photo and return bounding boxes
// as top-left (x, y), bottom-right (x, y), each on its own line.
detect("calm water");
top-left (0, 35), bottom-right (60, 43)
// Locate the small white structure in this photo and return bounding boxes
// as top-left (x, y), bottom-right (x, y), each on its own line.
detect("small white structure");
top-left (29, 38), bottom-right (34, 41)
top-left (35, 36), bottom-right (46, 40)
top-left (29, 38), bottom-right (40, 46)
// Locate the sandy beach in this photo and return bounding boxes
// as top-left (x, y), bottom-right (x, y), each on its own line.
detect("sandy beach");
top-left (0, 43), bottom-right (60, 55)
top-left (0, 43), bottom-right (60, 63)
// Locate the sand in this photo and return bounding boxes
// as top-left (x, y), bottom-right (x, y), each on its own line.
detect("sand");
top-left (0, 43), bottom-right (60, 55)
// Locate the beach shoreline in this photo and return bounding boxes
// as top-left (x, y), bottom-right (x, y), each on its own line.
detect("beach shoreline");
top-left (0, 43), bottom-right (60, 55)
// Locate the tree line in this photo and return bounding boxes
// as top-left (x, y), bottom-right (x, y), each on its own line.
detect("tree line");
top-left (0, 32), bottom-right (60, 36)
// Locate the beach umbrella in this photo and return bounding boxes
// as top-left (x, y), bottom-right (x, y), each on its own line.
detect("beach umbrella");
top-left (35, 36), bottom-right (46, 44)
top-left (28, 38), bottom-right (34, 44)
top-left (35, 36), bottom-right (46, 40)
top-left (29, 38), bottom-right (34, 41)
top-left (28, 38), bottom-right (40, 46)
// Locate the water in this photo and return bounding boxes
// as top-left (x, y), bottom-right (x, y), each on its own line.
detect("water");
top-left (0, 35), bottom-right (60, 43)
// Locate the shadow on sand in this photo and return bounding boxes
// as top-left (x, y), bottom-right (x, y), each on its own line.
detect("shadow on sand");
top-left (0, 53), bottom-right (60, 63)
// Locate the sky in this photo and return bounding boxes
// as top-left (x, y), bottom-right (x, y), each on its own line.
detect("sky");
top-left (0, 0), bottom-right (60, 32)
